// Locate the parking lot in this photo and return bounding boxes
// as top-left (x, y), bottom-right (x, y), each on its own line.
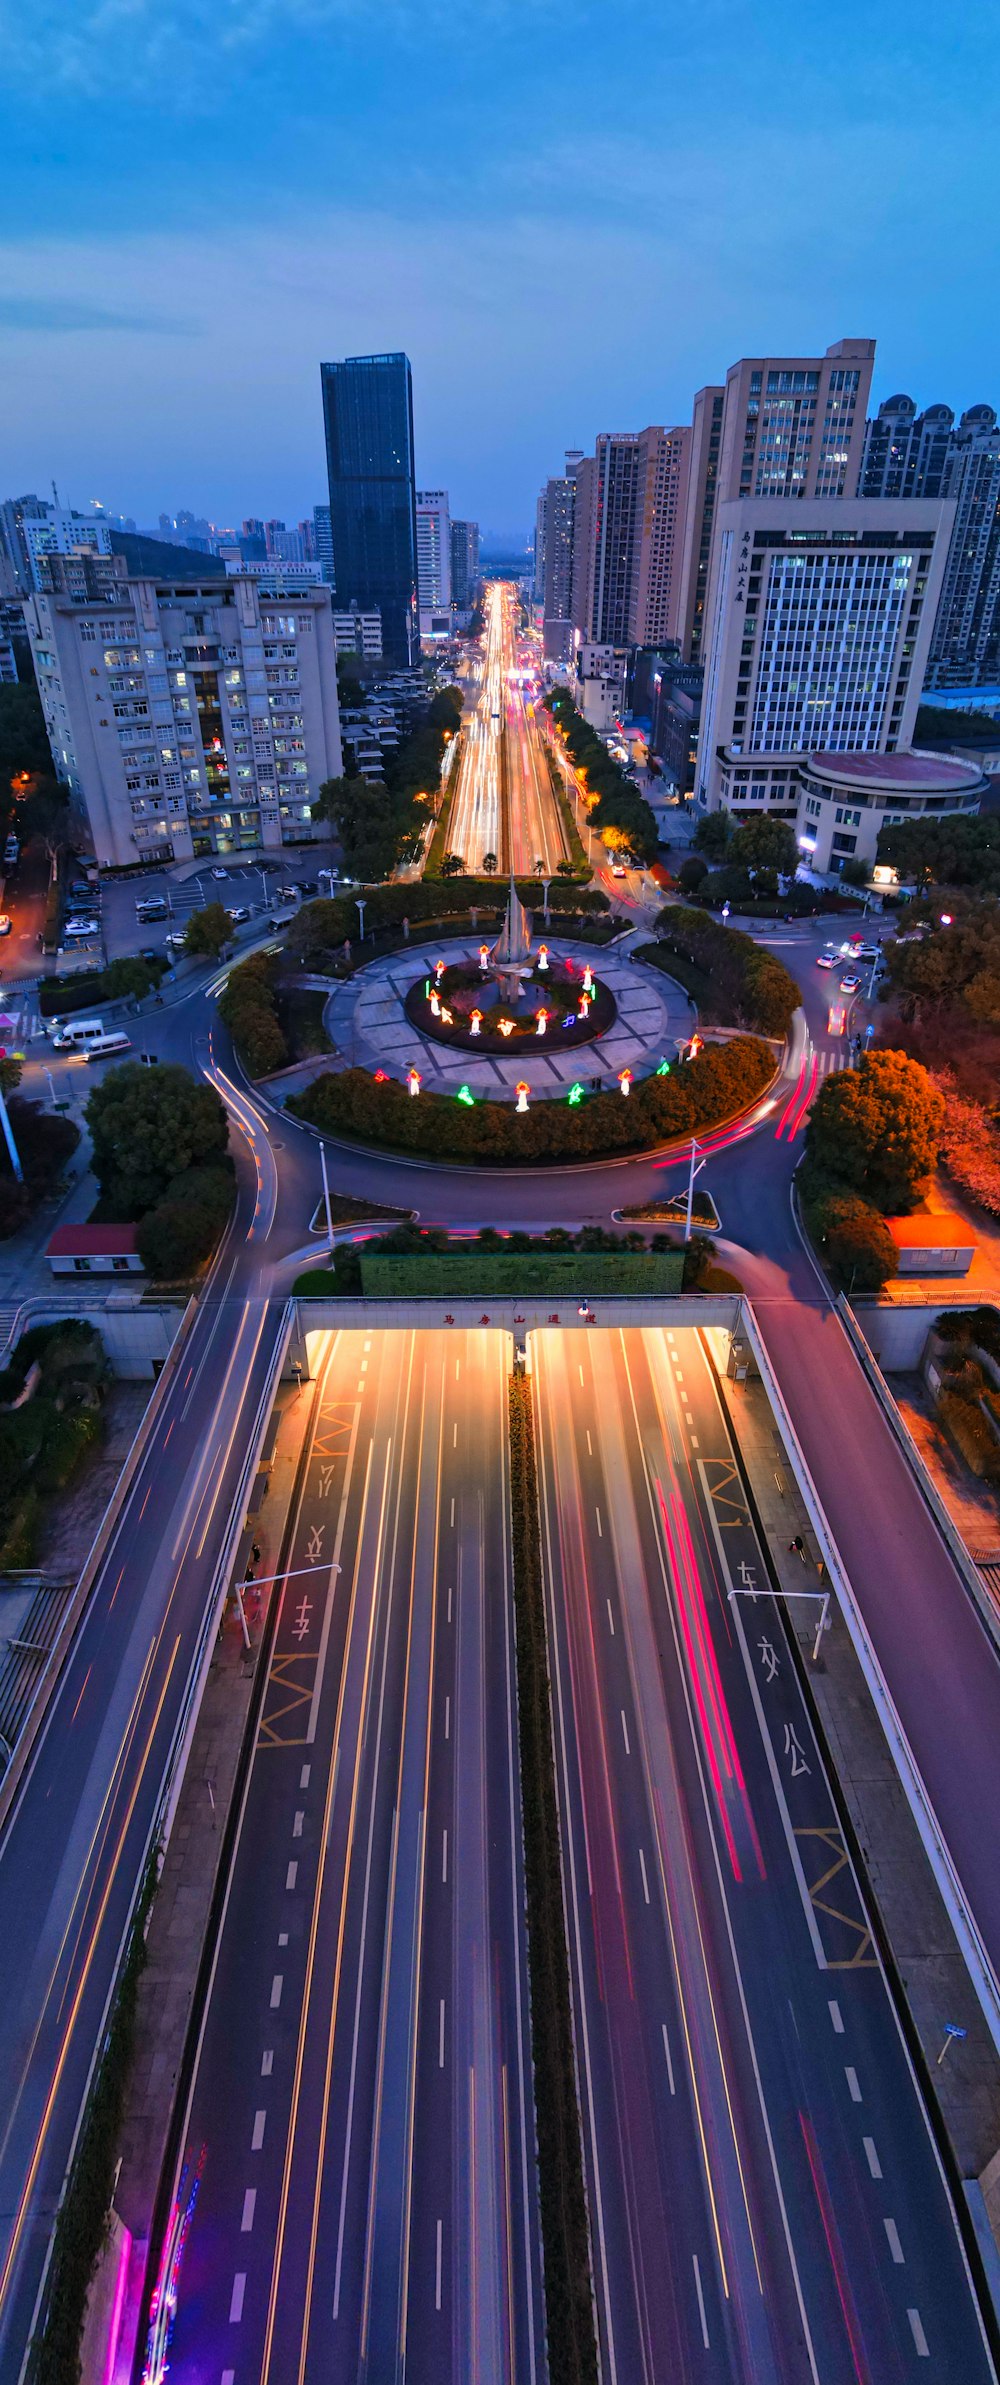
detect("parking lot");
top-left (49, 843), bottom-right (350, 970)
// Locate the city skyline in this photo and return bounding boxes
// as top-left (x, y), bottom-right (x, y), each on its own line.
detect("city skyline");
top-left (1, 3), bottom-right (997, 524)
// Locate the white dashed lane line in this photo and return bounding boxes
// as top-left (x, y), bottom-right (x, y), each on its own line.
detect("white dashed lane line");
top-left (828, 1999), bottom-right (844, 2034)
top-left (252, 2109), bottom-right (267, 2148)
top-left (229, 2274), bottom-right (246, 2323)
top-left (862, 2136), bottom-right (881, 2178)
top-left (908, 2309), bottom-right (929, 2358)
top-left (884, 2218), bottom-right (904, 2265)
top-left (270, 1975), bottom-right (283, 2009)
top-left (260, 2051), bottom-right (273, 2078)
top-left (241, 2188), bottom-right (256, 2233)
top-left (286, 1861), bottom-right (298, 1890)
top-left (845, 2066), bottom-right (862, 2103)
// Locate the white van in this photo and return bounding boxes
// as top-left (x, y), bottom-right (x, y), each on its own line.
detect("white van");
top-left (84, 1031), bottom-right (132, 1061)
top-left (49, 1017), bottom-right (106, 1050)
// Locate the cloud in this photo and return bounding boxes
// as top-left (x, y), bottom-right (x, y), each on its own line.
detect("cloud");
top-left (0, 294), bottom-right (183, 333)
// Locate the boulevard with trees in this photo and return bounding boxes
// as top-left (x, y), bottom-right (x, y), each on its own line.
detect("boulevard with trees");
top-left (311, 686), bottom-right (463, 879)
top-left (543, 688), bottom-right (658, 863)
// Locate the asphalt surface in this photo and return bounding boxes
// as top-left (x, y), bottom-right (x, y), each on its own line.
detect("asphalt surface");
top-left (446, 583), bottom-right (568, 876)
top-left (166, 1325), bottom-right (543, 2385)
top-left (532, 1323), bottom-right (995, 2385)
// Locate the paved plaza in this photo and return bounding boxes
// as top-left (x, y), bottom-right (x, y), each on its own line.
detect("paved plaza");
top-left (324, 936), bottom-right (693, 1098)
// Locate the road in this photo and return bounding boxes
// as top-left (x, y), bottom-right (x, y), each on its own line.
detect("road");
top-left (446, 583), bottom-right (568, 876)
top-left (166, 1325), bottom-right (544, 2385)
top-left (533, 1323), bottom-right (995, 2384)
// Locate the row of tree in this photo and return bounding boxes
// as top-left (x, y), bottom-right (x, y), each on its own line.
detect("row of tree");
top-left (647, 904), bottom-right (801, 1037)
top-left (543, 689), bottom-right (659, 864)
top-left (876, 812), bottom-right (1000, 893)
top-left (801, 1049), bottom-right (945, 1289)
top-left (310, 686), bottom-right (464, 880)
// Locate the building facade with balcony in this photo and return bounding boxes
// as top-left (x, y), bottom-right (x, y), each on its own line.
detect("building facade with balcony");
top-left (24, 559), bottom-right (342, 867)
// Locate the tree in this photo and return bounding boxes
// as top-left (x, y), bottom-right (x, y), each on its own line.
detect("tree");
top-left (18, 775), bottom-right (71, 864)
top-left (481, 851), bottom-right (498, 875)
top-left (841, 857), bottom-right (870, 888)
top-left (729, 815), bottom-right (797, 877)
top-left (694, 809), bottom-right (733, 861)
top-left (184, 902), bottom-right (232, 961)
top-left (426, 686), bottom-right (463, 733)
top-left (556, 859), bottom-right (576, 879)
top-left (678, 854), bottom-right (708, 893)
top-left (816, 1193), bottom-right (896, 1290)
top-left (441, 852), bottom-right (465, 878)
top-left (0, 683), bottom-right (55, 794)
top-left (135, 1163), bottom-right (235, 1278)
top-left (804, 1049), bottom-right (944, 1212)
top-left (86, 1062), bottom-right (229, 1216)
top-left (876, 813), bottom-right (1000, 893)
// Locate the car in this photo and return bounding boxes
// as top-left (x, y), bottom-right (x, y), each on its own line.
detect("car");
top-left (69, 880), bottom-right (92, 900)
top-left (228, 905), bottom-right (250, 924)
top-left (0, 917), bottom-right (10, 937)
top-left (166, 931), bottom-right (187, 951)
top-left (210, 865), bottom-right (228, 880)
top-left (299, 879), bottom-right (318, 895)
top-left (136, 898), bottom-right (167, 921)
top-left (828, 1002), bottom-right (846, 1036)
top-left (856, 944), bottom-right (880, 964)
top-left (64, 916), bottom-right (100, 937)
top-left (816, 952), bottom-right (837, 969)
top-left (840, 971), bottom-right (861, 993)
top-left (283, 882), bottom-right (304, 900)
top-left (611, 862), bottom-right (627, 879)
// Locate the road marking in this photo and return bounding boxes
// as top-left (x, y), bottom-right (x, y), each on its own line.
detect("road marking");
top-left (661, 2022), bottom-right (676, 2096)
top-left (845, 2066), bottom-right (862, 2102)
top-left (447, 1583), bottom-right (453, 1623)
top-left (690, 1435), bottom-right (699, 1450)
top-left (828, 1999), bottom-right (844, 2034)
top-left (453, 1420), bottom-right (458, 1447)
top-left (293, 1810), bottom-right (304, 1837)
top-left (606, 1599), bottom-right (615, 1635)
top-left (285, 1862), bottom-right (297, 1890)
top-left (684, 1411), bottom-right (694, 1425)
top-left (435, 2219), bottom-right (443, 2311)
top-left (450, 1496), bottom-right (455, 1525)
top-left (595, 1507), bottom-right (603, 1538)
top-left (908, 2309), bottom-right (929, 2357)
top-left (253, 2111), bottom-right (267, 2150)
top-left (620, 1710), bottom-right (631, 1755)
top-left (579, 1364), bottom-right (585, 1386)
top-left (692, 2254), bottom-right (710, 2348)
top-left (444, 1693), bottom-right (450, 1740)
top-left (270, 1975), bottom-right (283, 2009)
top-left (439, 1999), bottom-right (446, 2068)
top-left (222, 2371), bottom-right (235, 2384)
top-left (260, 2052), bottom-right (273, 2078)
top-left (229, 2274), bottom-right (246, 2323)
top-left (884, 2218), bottom-right (904, 2264)
top-left (442, 1828), bottom-right (448, 1884)
top-left (278, 1931), bottom-right (288, 1947)
top-left (863, 2137), bottom-right (881, 2179)
top-left (241, 2188), bottom-right (257, 2232)
top-left (638, 1847), bottom-right (651, 1905)
top-left (299, 1763), bottom-right (311, 1789)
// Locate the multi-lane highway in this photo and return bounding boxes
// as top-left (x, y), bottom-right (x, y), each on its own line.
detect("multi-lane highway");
top-left (447, 583), bottom-right (568, 875)
top-left (166, 1325), bottom-right (544, 2385)
top-left (533, 1324), bottom-right (995, 2385)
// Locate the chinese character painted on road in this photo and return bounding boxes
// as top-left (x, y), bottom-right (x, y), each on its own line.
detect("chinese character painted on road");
top-left (758, 1636), bottom-right (780, 1683)
top-left (739, 1560), bottom-right (758, 1596)
top-left (783, 1722), bottom-right (810, 1778)
top-left (316, 1462), bottom-right (337, 1499)
top-left (305, 1523), bottom-right (325, 1563)
top-left (293, 1596), bottom-right (313, 1642)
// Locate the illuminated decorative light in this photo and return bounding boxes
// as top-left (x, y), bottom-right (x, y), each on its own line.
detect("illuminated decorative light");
top-left (440, 1006), bottom-right (453, 1025)
top-left (582, 965), bottom-right (594, 993)
top-left (498, 1018), bottom-right (515, 1038)
top-left (470, 1009), bottom-right (483, 1036)
top-left (515, 1081), bottom-right (529, 1113)
top-left (407, 1067), bottom-right (421, 1096)
top-left (618, 1067), bottom-right (633, 1096)
top-left (429, 990), bottom-right (441, 1016)
top-left (373, 1069), bottom-right (389, 1082)
top-left (457, 1084), bottom-right (475, 1105)
top-left (567, 1082), bottom-right (584, 1106)
top-left (538, 943), bottom-right (549, 971)
top-left (434, 958), bottom-right (445, 981)
top-left (479, 943), bottom-right (489, 969)
top-left (536, 1008), bottom-right (549, 1036)
top-left (656, 1057), bottom-right (671, 1076)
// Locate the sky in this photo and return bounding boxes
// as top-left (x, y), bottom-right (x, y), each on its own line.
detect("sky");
top-left (1, 1), bottom-right (997, 540)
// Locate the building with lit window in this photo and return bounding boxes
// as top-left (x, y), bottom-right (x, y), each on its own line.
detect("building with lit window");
top-left (320, 352), bottom-right (419, 666)
top-left (449, 519), bottom-right (480, 620)
top-left (696, 498), bottom-right (953, 816)
top-left (416, 490), bottom-right (451, 636)
top-left (24, 558), bottom-right (341, 867)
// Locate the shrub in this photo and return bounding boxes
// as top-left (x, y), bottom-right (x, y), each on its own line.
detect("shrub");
top-left (648, 906), bottom-right (800, 1037)
top-left (938, 1391), bottom-right (1000, 1484)
top-left (813, 1190), bottom-right (896, 1290)
top-left (289, 1036), bottom-right (775, 1167)
top-left (86, 1062), bottom-right (229, 1216)
top-left (38, 954), bottom-right (166, 1017)
top-left (803, 1048), bottom-right (944, 1213)
top-left (218, 953), bottom-right (288, 1077)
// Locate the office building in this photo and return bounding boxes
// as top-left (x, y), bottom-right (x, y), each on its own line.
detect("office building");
top-left (332, 606), bottom-right (383, 660)
top-left (533, 489), bottom-right (547, 606)
top-left (320, 351), bottom-right (419, 666)
top-left (631, 425), bottom-right (690, 646)
top-left (860, 396), bottom-right (955, 500)
top-left (449, 520), bottom-right (480, 616)
top-left (313, 504), bottom-right (334, 584)
top-left (572, 642), bottom-right (628, 731)
top-left (537, 454), bottom-right (581, 665)
top-left (416, 490), bottom-right (451, 625)
top-left (25, 560), bottom-right (342, 867)
top-left (696, 498), bottom-right (952, 814)
top-left (674, 341), bottom-right (875, 665)
top-left (24, 511), bottom-right (112, 590)
top-left (795, 749), bottom-right (986, 875)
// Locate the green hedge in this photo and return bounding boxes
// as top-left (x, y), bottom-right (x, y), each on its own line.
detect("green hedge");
top-left (284, 876), bottom-right (610, 964)
top-left (508, 1375), bottom-right (598, 2384)
top-left (360, 1250), bottom-right (683, 1295)
top-left (219, 952), bottom-right (288, 1077)
top-left (649, 906), bottom-right (800, 1036)
top-left (39, 954), bottom-right (167, 1018)
top-left (289, 1035), bottom-right (775, 1167)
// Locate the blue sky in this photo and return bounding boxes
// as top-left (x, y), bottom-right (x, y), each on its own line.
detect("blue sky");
top-left (0, 0), bottom-right (995, 538)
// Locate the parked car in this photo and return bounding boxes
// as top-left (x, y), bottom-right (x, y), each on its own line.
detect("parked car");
top-left (228, 905), bottom-right (250, 924)
top-left (210, 866), bottom-right (228, 881)
top-left (64, 918), bottom-right (100, 939)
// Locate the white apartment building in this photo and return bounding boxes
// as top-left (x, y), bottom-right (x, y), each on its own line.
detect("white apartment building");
top-left (26, 562), bottom-right (342, 867)
top-left (416, 490), bottom-right (451, 628)
top-left (696, 500), bottom-right (953, 815)
top-left (331, 608), bottom-right (383, 659)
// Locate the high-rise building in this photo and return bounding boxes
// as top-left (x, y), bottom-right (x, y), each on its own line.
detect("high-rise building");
top-left (313, 504), bottom-right (334, 585)
top-left (631, 425), bottom-right (691, 647)
top-left (567, 430), bottom-right (689, 654)
top-left (860, 397), bottom-right (954, 500)
top-left (25, 561), bottom-right (342, 866)
top-left (674, 341), bottom-right (876, 665)
top-left (320, 352), bottom-right (419, 666)
top-left (860, 396), bottom-right (1000, 685)
top-left (695, 498), bottom-right (951, 814)
top-left (538, 454), bottom-right (582, 665)
top-left (450, 520), bottom-right (480, 614)
top-left (416, 490), bottom-right (451, 613)
top-left (533, 488), bottom-right (547, 606)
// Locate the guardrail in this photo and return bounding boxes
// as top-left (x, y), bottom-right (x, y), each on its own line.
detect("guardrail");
top-left (740, 1296), bottom-right (1000, 2060)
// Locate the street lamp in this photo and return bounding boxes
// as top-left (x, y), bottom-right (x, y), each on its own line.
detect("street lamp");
top-left (356, 897), bottom-right (367, 943)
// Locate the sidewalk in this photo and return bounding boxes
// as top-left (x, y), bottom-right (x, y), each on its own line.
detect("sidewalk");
top-left (715, 1352), bottom-right (1000, 2202)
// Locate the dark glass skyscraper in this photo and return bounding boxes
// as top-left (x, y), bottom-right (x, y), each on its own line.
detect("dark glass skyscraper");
top-left (320, 352), bottom-right (419, 666)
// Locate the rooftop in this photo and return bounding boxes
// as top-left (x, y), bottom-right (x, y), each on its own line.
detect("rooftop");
top-left (47, 1223), bottom-right (139, 1257)
top-left (804, 749), bottom-right (988, 793)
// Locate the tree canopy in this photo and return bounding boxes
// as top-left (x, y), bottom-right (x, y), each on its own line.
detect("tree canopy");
top-left (876, 813), bottom-right (1000, 892)
top-left (544, 687), bottom-right (659, 863)
top-left (804, 1048), bottom-right (944, 1213)
top-left (184, 901), bottom-right (232, 960)
top-left (729, 814), bottom-right (798, 877)
top-left (86, 1061), bottom-right (230, 1216)
top-left (884, 899), bottom-right (1000, 1027)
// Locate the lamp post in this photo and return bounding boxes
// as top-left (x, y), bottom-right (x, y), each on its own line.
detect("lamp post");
top-left (356, 897), bottom-right (367, 944)
top-left (685, 1137), bottom-right (707, 1242)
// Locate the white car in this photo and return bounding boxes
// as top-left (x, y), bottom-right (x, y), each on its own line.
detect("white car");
top-left (64, 917), bottom-right (100, 938)
top-left (210, 866), bottom-right (228, 881)
top-left (228, 906), bottom-right (250, 924)
top-left (0, 917), bottom-right (10, 938)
